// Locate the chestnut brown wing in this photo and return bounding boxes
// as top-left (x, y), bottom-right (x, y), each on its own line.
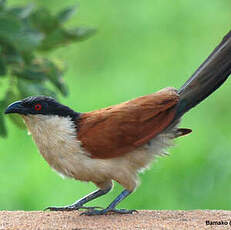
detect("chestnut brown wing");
top-left (77, 87), bottom-right (179, 159)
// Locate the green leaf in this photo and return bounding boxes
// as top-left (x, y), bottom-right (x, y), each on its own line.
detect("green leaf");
top-left (0, 0), bottom-right (6, 11)
top-left (0, 101), bottom-right (7, 137)
top-left (17, 79), bottom-right (57, 98)
top-left (0, 13), bottom-right (43, 52)
top-left (14, 29), bottom-right (44, 53)
top-left (4, 45), bottom-right (24, 65)
top-left (30, 8), bottom-right (58, 33)
top-left (57, 6), bottom-right (77, 24)
top-left (14, 64), bottom-right (47, 82)
top-left (68, 27), bottom-right (96, 41)
top-left (0, 14), bottom-right (22, 40)
top-left (0, 114), bottom-right (7, 137)
top-left (0, 56), bottom-right (6, 76)
top-left (4, 90), bottom-right (18, 104)
top-left (8, 4), bottom-right (34, 19)
top-left (39, 27), bottom-right (96, 51)
top-left (38, 28), bottom-right (67, 50)
top-left (14, 59), bottom-right (67, 96)
top-left (13, 68), bottom-right (47, 81)
top-left (41, 60), bottom-right (68, 96)
top-left (8, 114), bottom-right (26, 129)
top-left (3, 91), bottom-right (26, 130)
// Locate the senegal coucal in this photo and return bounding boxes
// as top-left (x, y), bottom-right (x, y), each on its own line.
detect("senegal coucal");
top-left (5, 30), bottom-right (231, 215)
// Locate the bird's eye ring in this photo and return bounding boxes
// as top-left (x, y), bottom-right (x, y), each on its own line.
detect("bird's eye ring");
top-left (34, 104), bottom-right (42, 111)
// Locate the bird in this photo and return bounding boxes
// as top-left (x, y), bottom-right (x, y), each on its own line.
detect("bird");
top-left (5, 30), bottom-right (231, 216)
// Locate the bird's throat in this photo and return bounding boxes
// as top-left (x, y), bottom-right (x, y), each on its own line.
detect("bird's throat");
top-left (21, 114), bottom-right (85, 178)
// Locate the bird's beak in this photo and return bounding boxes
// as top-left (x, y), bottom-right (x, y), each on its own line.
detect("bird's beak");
top-left (4, 101), bottom-right (25, 114)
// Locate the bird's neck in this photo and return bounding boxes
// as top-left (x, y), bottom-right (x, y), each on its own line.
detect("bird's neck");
top-left (23, 114), bottom-right (76, 136)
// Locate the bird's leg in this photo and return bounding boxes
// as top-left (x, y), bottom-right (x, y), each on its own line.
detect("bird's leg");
top-left (81, 189), bottom-right (137, 215)
top-left (45, 186), bottom-right (112, 211)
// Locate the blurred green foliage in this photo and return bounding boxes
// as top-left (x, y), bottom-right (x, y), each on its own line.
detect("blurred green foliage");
top-left (1, 0), bottom-right (231, 212)
top-left (0, 0), bottom-right (95, 137)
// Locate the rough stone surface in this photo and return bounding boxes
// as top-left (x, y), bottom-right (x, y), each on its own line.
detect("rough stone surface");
top-left (0, 210), bottom-right (231, 230)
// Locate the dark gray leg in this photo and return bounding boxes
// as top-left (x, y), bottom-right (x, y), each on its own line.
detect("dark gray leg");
top-left (81, 189), bottom-right (137, 215)
top-left (46, 186), bottom-right (112, 211)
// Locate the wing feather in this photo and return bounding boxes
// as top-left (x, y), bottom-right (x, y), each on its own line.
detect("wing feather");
top-left (77, 87), bottom-right (179, 159)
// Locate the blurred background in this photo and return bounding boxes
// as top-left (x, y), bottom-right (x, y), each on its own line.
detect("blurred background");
top-left (1, 0), bottom-right (231, 211)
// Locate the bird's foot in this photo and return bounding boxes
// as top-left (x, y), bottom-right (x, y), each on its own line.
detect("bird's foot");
top-left (45, 205), bottom-right (103, 211)
top-left (80, 208), bottom-right (137, 216)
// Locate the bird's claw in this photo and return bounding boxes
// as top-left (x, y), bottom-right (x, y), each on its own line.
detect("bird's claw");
top-left (44, 205), bottom-right (103, 211)
top-left (80, 208), bottom-right (137, 216)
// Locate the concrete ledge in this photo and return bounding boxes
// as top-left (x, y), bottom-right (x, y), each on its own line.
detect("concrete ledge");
top-left (0, 210), bottom-right (231, 230)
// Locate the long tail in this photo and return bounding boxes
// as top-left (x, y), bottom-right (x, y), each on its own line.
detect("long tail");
top-left (174, 30), bottom-right (231, 120)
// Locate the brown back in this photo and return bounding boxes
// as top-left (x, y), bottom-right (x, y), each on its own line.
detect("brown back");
top-left (78, 87), bottom-right (179, 159)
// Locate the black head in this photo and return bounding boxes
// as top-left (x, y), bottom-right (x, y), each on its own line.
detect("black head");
top-left (4, 96), bottom-right (80, 121)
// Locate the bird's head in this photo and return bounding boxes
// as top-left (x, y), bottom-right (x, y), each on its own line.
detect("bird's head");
top-left (5, 96), bottom-right (79, 121)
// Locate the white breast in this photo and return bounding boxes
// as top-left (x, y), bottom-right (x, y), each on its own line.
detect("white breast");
top-left (22, 115), bottom-right (89, 178)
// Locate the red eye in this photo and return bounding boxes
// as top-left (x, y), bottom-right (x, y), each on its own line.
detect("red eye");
top-left (34, 104), bottom-right (42, 111)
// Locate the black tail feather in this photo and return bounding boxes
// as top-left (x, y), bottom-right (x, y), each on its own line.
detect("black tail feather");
top-left (175, 30), bottom-right (231, 119)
